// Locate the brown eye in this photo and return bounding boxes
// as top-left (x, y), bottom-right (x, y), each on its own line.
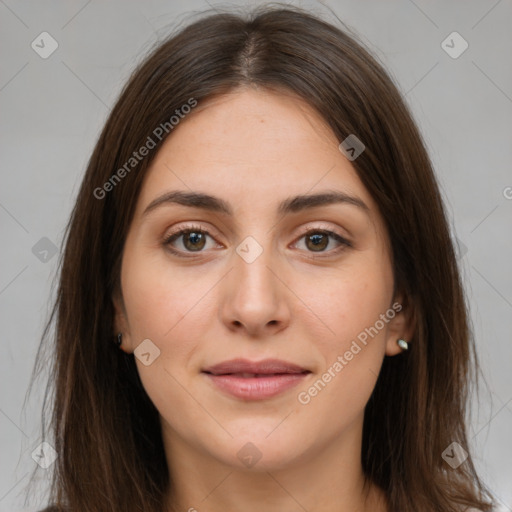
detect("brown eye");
top-left (294, 229), bottom-right (351, 255)
top-left (181, 231), bottom-right (207, 251)
top-left (305, 232), bottom-right (329, 251)
top-left (164, 225), bottom-right (218, 256)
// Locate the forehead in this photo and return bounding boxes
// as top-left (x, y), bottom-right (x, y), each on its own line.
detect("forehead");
top-left (134, 87), bottom-right (377, 222)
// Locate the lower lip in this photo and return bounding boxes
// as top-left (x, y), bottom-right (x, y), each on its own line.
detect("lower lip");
top-left (203, 373), bottom-right (310, 400)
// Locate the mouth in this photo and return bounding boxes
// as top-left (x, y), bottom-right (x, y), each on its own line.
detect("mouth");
top-left (202, 358), bottom-right (309, 375)
top-left (201, 358), bottom-right (311, 400)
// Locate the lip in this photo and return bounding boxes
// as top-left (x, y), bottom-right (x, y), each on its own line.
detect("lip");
top-left (202, 358), bottom-right (309, 375)
top-left (202, 358), bottom-right (311, 400)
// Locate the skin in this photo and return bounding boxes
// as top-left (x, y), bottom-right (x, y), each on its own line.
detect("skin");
top-left (114, 87), bottom-right (414, 512)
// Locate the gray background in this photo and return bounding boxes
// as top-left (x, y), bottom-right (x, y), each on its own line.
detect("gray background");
top-left (1, 0), bottom-right (511, 510)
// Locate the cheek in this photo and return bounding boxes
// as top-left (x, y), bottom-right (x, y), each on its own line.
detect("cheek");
top-left (121, 248), bottom-right (220, 372)
top-left (121, 247), bottom-right (193, 338)
top-left (304, 258), bottom-right (393, 404)
top-left (295, 258), bottom-right (393, 353)
top-left (120, 254), bottom-right (208, 416)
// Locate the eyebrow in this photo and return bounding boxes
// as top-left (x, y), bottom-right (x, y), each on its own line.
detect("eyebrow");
top-left (142, 189), bottom-right (369, 217)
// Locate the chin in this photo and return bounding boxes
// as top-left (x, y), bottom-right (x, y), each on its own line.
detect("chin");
top-left (210, 425), bottom-right (311, 472)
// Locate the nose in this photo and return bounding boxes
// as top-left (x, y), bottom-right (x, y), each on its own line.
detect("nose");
top-left (219, 241), bottom-right (291, 338)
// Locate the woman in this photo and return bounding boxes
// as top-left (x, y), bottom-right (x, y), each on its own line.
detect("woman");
top-left (29, 4), bottom-right (495, 511)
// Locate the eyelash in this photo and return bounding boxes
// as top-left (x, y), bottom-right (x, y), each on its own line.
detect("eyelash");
top-left (162, 223), bottom-right (352, 259)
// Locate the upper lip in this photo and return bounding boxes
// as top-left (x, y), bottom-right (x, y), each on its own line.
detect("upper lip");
top-left (202, 358), bottom-right (310, 375)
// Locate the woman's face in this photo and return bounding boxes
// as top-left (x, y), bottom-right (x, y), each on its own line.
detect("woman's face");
top-left (114, 87), bottom-right (411, 472)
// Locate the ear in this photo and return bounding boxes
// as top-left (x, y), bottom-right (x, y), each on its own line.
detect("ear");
top-left (112, 288), bottom-right (132, 354)
top-left (384, 293), bottom-right (416, 356)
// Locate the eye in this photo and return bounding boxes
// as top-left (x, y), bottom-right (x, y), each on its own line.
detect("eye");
top-left (163, 224), bottom-right (220, 257)
top-left (163, 224), bottom-right (351, 258)
top-left (293, 228), bottom-right (351, 255)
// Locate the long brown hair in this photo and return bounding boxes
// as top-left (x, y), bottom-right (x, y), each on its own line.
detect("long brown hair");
top-left (27, 4), bottom-right (495, 511)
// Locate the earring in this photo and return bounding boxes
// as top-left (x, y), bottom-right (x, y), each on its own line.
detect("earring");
top-left (397, 338), bottom-right (409, 351)
top-left (115, 332), bottom-right (122, 347)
